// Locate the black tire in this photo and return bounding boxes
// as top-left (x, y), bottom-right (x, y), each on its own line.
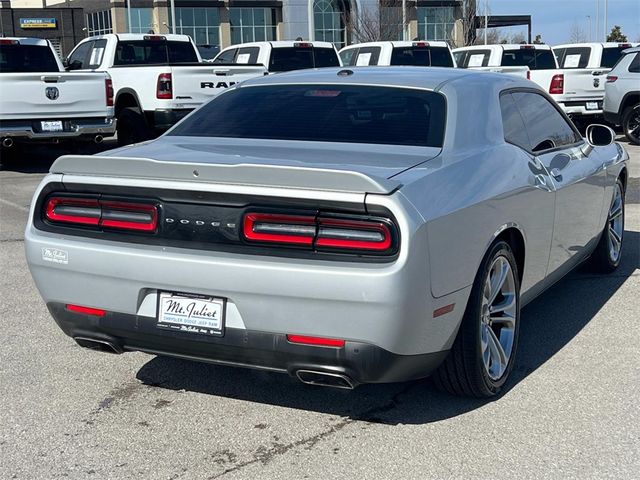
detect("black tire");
top-left (622, 104), bottom-right (640, 145)
top-left (589, 177), bottom-right (625, 273)
top-left (116, 107), bottom-right (151, 147)
top-left (433, 240), bottom-right (521, 398)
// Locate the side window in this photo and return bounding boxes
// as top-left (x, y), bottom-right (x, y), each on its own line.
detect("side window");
top-left (629, 53), bottom-right (640, 73)
top-left (512, 91), bottom-right (581, 152)
top-left (354, 47), bottom-right (381, 66)
top-left (340, 48), bottom-right (358, 66)
top-left (453, 51), bottom-right (466, 67)
top-left (465, 51), bottom-right (490, 67)
top-left (67, 41), bottom-right (92, 70)
top-left (87, 39), bottom-right (107, 69)
top-left (499, 93), bottom-right (530, 151)
top-left (236, 47), bottom-right (259, 64)
top-left (214, 48), bottom-right (237, 64)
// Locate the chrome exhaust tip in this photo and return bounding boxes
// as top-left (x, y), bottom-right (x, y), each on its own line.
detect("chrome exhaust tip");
top-left (94, 135), bottom-right (104, 144)
top-left (296, 370), bottom-right (355, 390)
top-left (74, 337), bottom-right (122, 354)
top-left (2, 138), bottom-right (14, 148)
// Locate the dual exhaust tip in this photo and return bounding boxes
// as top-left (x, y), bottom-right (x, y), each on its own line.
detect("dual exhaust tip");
top-left (74, 337), bottom-right (356, 390)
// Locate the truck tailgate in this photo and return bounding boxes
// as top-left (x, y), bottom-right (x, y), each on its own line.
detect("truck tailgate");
top-left (562, 68), bottom-right (609, 99)
top-left (0, 72), bottom-right (110, 119)
top-left (171, 65), bottom-right (268, 107)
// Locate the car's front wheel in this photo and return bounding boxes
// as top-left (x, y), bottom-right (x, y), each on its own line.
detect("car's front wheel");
top-left (433, 240), bottom-right (520, 398)
top-left (622, 104), bottom-right (640, 145)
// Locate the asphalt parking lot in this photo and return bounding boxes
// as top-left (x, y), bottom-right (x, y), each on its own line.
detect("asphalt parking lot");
top-left (0, 139), bottom-right (638, 479)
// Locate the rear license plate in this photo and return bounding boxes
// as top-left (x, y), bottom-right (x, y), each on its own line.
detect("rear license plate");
top-left (586, 102), bottom-right (599, 110)
top-left (41, 120), bottom-right (63, 132)
top-left (157, 291), bottom-right (225, 336)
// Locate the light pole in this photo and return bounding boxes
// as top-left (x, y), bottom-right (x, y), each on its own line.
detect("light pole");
top-left (604, 0), bottom-right (608, 41)
top-left (402, 0), bottom-right (407, 40)
top-left (126, 0), bottom-right (132, 33)
top-left (587, 15), bottom-right (591, 41)
top-left (484, 0), bottom-right (488, 45)
top-left (595, 0), bottom-right (599, 41)
top-left (170, 0), bottom-right (176, 34)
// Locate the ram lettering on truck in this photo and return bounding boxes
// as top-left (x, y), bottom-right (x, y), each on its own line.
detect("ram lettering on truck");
top-left (201, 81), bottom-right (237, 89)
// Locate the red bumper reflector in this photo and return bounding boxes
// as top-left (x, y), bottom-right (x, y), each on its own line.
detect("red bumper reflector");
top-left (433, 303), bottom-right (455, 318)
top-left (66, 304), bottom-right (106, 317)
top-left (286, 335), bottom-right (345, 348)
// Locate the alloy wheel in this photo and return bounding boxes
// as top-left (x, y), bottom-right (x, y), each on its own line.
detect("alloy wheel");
top-left (607, 182), bottom-right (624, 262)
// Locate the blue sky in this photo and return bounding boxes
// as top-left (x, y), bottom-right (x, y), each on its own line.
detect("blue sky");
top-left (484, 0), bottom-right (640, 45)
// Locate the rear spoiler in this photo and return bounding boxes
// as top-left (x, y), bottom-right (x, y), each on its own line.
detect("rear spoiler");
top-left (50, 155), bottom-right (400, 194)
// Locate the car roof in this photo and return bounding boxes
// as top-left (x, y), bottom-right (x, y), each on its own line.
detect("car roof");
top-left (85, 33), bottom-right (192, 42)
top-left (622, 46), bottom-right (640, 54)
top-left (220, 41), bottom-right (335, 51)
top-left (553, 42), bottom-right (639, 49)
top-left (2, 37), bottom-right (50, 46)
top-left (341, 41), bottom-right (450, 51)
top-left (239, 66), bottom-right (532, 91)
top-left (454, 44), bottom-right (552, 52)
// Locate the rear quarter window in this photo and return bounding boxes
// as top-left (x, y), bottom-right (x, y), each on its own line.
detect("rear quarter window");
top-left (170, 84), bottom-right (446, 148)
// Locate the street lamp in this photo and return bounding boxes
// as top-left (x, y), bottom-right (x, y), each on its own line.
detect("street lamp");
top-left (587, 15), bottom-right (591, 41)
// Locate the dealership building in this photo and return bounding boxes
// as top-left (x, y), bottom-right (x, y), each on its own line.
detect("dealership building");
top-left (1, 0), bottom-right (472, 55)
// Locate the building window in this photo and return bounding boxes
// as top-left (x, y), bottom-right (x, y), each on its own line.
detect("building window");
top-left (170, 8), bottom-right (220, 46)
top-left (86, 10), bottom-right (113, 36)
top-left (417, 6), bottom-right (455, 42)
top-left (313, 0), bottom-right (347, 48)
top-left (125, 8), bottom-right (154, 34)
top-left (229, 8), bottom-right (277, 44)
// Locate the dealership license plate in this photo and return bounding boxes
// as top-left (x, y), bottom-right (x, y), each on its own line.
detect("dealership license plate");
top-left (586, 102), bottom-right (599, 110)
top-left (157, 291), bottom-right (225, 336)
top-left (41, 120), bottom-right (63, 132)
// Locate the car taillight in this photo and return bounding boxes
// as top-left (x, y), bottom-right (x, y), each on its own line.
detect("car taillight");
top-left (606, 75), bottom-right (618, 83)
top-left (156, 73), bottom-right (172, 99)
top-left (549, 74), bottom-right (564, 94)
top-left (242, 212), bottom-right (396, 253)
top-left (105, 78), bottom-right (114, 106)
top-left (413, 41), bottom-right (430, 48)
top-left (294, 42), bottom-right (312, 48)
top-left (45, 196), bottom-right (158, 232)
top-left (0, 39), bottom-right (19, 45)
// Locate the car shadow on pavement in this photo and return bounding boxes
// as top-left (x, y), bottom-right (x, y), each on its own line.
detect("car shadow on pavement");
top-left (136, 230), bottom-right (638, 425)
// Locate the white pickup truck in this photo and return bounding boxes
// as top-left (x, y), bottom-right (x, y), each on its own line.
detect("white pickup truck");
top-left (339, 41), bottom-right (455, 67)
top-left (213, 41), bottom-right (340, 71)
top-left (552, 42), bottom-right (639, 119)
top-left (66, 34), bottom-right (266, 145)
top-left (0, 37), bottom-right (115, 150)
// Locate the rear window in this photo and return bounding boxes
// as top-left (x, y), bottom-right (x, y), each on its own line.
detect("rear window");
top-left (268, 47), bottom-right (340, 72)
top-left (390, 46), bottom-right (454, 67)
top-left (114, 40), bottom-right (198, 65)
top-left (502, 48), bottom-right (556, 70)
top-left (0, 44), bottom-right (59, 73)
top-left (554, 47), bottom-right (591, 68)
top-left (455, 49), bottom-right (491, 68)
top-left (601, 46), bottom-right (632, 68)
top-left (170, 84), bottom-right (446, 148)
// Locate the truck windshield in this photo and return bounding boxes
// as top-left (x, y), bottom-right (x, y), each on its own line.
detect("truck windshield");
top-left (114, 40), bottom-right (198, 65)
top-left (390, 47), bottom-right (454, 67)
top-left (170, 84), bottom-right (446, 148)
top-left (269, 47), bottom-right (340, 72)
top-left (0, 44), bottom-right (59, 73)
top-left (502, 48), bottom-right (556, 69)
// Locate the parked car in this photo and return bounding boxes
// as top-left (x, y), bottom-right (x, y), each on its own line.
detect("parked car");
top-left (65, 34), bottom-right (266, 145)
top-left (453, 43), bottom-right (608, 125)
top-left (552, 42), bottom-right (639, 121)
top-left (603, 46), bottom-right (640, 144)
top-left (339, 41), bottom-right (455, 67)
top-left (212, 41), bottom-right (340, 71)
top-left (25, 68), bottom-right (628, 397)
top-left (0, 37), bottom-right (115, 150)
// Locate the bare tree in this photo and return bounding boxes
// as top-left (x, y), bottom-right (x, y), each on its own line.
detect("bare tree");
top-left (344, 0), bottom-right (407, 43)
top-left (460, 0), bottom-right (478, 46)
top-left (569, 22), bottom-right (588, 43)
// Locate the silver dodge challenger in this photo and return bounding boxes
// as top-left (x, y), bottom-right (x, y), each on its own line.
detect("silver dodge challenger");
top-left (25, 67), bottom-right (629, 397)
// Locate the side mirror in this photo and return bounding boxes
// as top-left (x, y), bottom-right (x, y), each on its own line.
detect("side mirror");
top-left (586, 124), bottom-right (615, 147)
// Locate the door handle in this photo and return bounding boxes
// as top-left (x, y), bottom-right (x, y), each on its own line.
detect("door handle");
top-left (550, 168), bottom-right (563, 181)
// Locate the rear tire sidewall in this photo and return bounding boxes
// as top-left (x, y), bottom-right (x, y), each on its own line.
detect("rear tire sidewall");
top-left (117, 108), bottom-right (149, 147)
top-left (623, 104), bottom-right (640, 145)
top-left (466, 241), bottom-right (521, 396)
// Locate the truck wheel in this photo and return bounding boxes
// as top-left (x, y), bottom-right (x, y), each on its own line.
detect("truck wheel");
top-left (432, 240), bottom-right (520, 398)
top-left (117, 107), bottom-right (151, 146)
top-left (622, 104), bottom-right (640, 145)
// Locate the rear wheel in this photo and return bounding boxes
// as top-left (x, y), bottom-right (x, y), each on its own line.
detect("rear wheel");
top-left (589, 178), bottom-right (625, 272)
top-left (116, 107), bottom-right (151, 147)
top-left (433, 241), bottom-right (520, 398)
top-left (622, 104), bottom-right (640, 145)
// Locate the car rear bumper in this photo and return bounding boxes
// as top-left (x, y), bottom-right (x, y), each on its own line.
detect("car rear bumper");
top-left (49, 302), bottom-right (449, 385)
top-left (558, 100), bottom-right (604, 117)
top-left (0, 117), bottom-right (116, 140)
